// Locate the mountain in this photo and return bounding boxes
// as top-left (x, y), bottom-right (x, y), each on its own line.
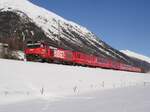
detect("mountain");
top-left (0, 0), bottom-right (149, 72)
top-left (121, 50), bottom-right (150, 64)
top-left (0, 0), bottom-right (127, 60)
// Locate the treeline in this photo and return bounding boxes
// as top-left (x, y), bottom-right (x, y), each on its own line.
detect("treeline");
top-left (0, 37), bottom-right (24, 50)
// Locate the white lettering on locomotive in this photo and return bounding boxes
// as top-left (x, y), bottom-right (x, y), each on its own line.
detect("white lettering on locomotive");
top-left (54, 49), bottom-right (65, 59)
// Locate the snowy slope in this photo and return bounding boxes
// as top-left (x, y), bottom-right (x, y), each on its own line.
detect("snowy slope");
top-left (121, 50), bottom-right (150, 64)
top-left (1, 0), bottom-right (89, 34)
top-left (0, 0), bottom-right (96, 42)
top-left (0, 59), bottom-right (150, 105)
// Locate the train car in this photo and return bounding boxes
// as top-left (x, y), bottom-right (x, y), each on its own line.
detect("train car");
top-left (96, 57), bottom-right (112, 68)
top-left (87, 55), bottom-right (97, 67)
top-left (73, 51), bottom-right (87, 65)
top-left (53, 48), bottom-right (73, 63)
top-left (120, 63), bottom-right (130, 71)
top-left (119, 63), bottom-right (141, 72)
top-left (111, 60), bottom-right (121, 70)
top-left (25, 42), bottom-right (53, 61)
top-left (129, 66), bottom-right (142, 72)
top-left (73, 51), bottom-right (96, 66)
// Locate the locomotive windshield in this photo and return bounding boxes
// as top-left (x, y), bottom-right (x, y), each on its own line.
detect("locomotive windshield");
top-left (26, 43), bottom-right (42, 48)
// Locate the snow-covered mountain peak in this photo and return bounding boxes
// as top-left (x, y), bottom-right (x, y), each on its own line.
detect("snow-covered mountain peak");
top-left (0, 0), bottom-right (63, 19)
top-left (0, 0), bottom-right (110, 57)
top-left (121, 50), bottom-right (150, 64)
top-left (0, 0), bottom-right (90, 36)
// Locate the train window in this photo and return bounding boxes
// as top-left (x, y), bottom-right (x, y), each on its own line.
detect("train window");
top-left (66, 52), bottom-right (72, 59)
top-left (101, 58), bottom-right (107, 63)
top-left (77, 53), bottom-right (80, 58)
top-left (97, 57), bottom-right (108, 64)
top-left (27, 44), bottom-right (41, 48)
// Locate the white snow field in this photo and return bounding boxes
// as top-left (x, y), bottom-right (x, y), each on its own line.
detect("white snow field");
top-left (0, 86), bottom-right (150, 112)
top-left (0, 59), bottom-right (150, 112)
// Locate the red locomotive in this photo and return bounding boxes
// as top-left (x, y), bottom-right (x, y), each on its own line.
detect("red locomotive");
top-left (24, 41), bottom-right (143, 73)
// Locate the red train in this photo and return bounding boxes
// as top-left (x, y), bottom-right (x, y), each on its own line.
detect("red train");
top-left (24, 41), bottom-right (143, 73)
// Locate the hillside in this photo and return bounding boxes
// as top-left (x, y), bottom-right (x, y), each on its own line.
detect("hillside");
top-left (121, 50), bottom-right (150, 64)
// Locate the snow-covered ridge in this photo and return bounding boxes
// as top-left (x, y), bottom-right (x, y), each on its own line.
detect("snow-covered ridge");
top-left (121, 50), bottom-right (150, 64)
top-left (0, 0), bottom-right (91, 38)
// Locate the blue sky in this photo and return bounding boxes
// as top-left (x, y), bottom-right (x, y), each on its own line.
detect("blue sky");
top-left (30, 0), bottom-right (150, 57)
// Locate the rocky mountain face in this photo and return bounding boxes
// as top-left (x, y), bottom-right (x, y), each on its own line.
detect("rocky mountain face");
top-left (0, 0), bottom-right (149, 72)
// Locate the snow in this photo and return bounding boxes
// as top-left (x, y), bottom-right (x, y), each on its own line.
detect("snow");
top-left (1, 85), bottom-right (150, 112)
top-left (11, 51), bottom-right (25, 60)
top-left (0, 0), bottom-right (91, 40)
top-left (0, 59), bottom-right (150, 106)
top-left (121, 50), bottom-right (150, 63)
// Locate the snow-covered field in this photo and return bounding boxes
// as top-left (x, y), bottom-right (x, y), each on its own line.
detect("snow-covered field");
top-left (1, 86), bottom-right (150, 112)
top-left (0, 59), bottom-right (150, 111)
